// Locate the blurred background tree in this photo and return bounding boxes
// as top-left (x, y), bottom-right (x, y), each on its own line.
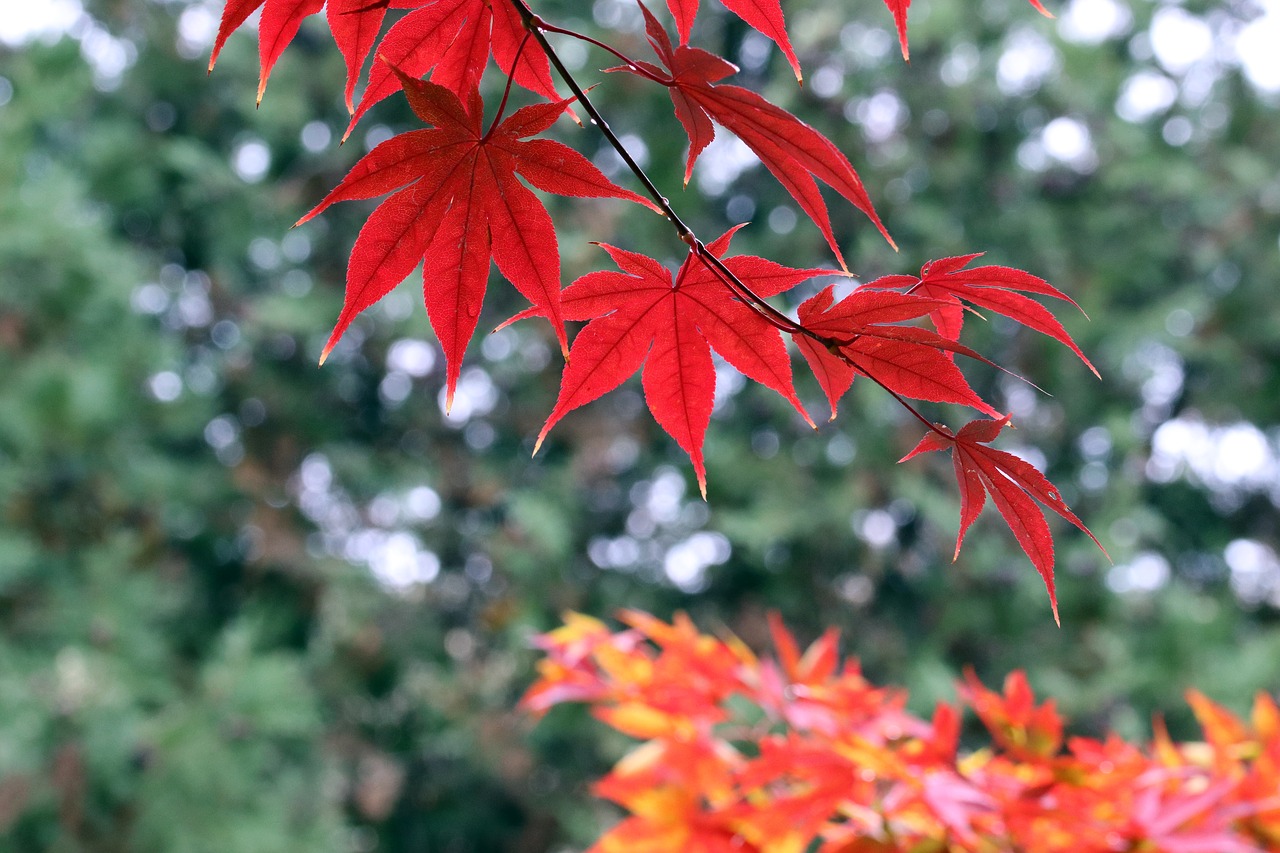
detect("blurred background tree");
top-left (1, 0), bottom-right (1278, 850)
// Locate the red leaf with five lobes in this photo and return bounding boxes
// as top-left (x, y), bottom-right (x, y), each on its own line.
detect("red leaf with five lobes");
top-left (665, 0), bottom-right (802, 81)
top-left (345, 0), bottom-right (559, 138)
top-left (625, 4), bottom-right (894, 269)
top-left (298, 67), bottom-right (656, 405)
top-left (793, 287), bottom-right (1001, 420)
top-left (900, 415), bottom-right (1108, 623)
top-left (526, 235), bottom-right (828, 497)
top-left (867, 254), bottom-right (1097, 376)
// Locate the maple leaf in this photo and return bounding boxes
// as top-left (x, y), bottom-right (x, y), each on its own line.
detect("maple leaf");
top-left (665, 0), bottom-right (802, 82)
top-left (792, 286), bottom-right (1002, 420)
top-left (296, 65), bottom-right (657, 405)
top-left (209, 0), bottom-right (325, 105)
top-left (523, 230), bottom-right (829, 497)
top-left (767, 611), bottom-right (840, 688)
top-left (344, 0), bottom-right (560, 138)
top-left (882, 0), bottom-right (1053, 61)
top-left (591, 739), bottom-right (748, 853)
top-left (901, 415), bottom-right (1107, 622)
top-left (734, 735), bottom-right (867, 843)
top-left (960, 669), bottom-right (1064, 760)
top-left (865, 253), bottom-right (1097, 376)
top-left (524, 612), bottom-right (1280, 853)
top-left (209, 0), bottom-right (264, 72)
top-left (622, 3), bottom-right (893, 269)
top-left (1186, 690), bottom-right (1254, 757)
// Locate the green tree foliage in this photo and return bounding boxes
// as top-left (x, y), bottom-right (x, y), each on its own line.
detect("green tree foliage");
top-left (1, 0), bottom-right (1278, 850)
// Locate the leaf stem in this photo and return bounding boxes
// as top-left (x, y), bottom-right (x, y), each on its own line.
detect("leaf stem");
top-left (484, 29), bottom-right (533, 140)
top-left (535, 20), bottom-right (671, 85)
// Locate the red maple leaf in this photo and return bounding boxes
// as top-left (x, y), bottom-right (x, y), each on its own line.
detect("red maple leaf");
top-left (209, 0), bottom-right (263, 73)
top-left (960, 669), bottom-right (1064, 760)
top-left (523, 230), bottom-right (828, 496)
top-left (296, 65), bottom-right (656, 404)
top-left (792, 286), bottom-right (1002, 420)
top-left (622, 3), bottom-right (893, 269)
top-left (767, 611), bottom-right (840, 688)
top-left (345, 0), bottom-right (561, 138)
top-left (865, 254), bottom-right (1097, 376)
top-left (901, 415), bottom-right (1108, 622)
top-left (209, 0), bottom-right (325, 104)
top-left (665, 0), bottom-right (801, 82)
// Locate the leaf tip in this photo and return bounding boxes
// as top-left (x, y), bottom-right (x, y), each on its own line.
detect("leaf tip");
top-left (318, 345), bottom-right (333, 367)
top-left (532, 429), bottom-right (548, 457)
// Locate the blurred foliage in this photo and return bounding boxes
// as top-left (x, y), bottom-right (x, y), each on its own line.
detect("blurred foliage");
top-left (0, 0), bottom-right (1278, 850)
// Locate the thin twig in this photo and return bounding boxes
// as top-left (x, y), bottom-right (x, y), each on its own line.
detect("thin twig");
top-left (506, 0), bottom-right (694, 240)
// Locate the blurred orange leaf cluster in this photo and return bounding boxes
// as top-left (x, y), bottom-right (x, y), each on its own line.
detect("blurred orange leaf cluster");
top-left (523, 611), bottom-right (1280, 852)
